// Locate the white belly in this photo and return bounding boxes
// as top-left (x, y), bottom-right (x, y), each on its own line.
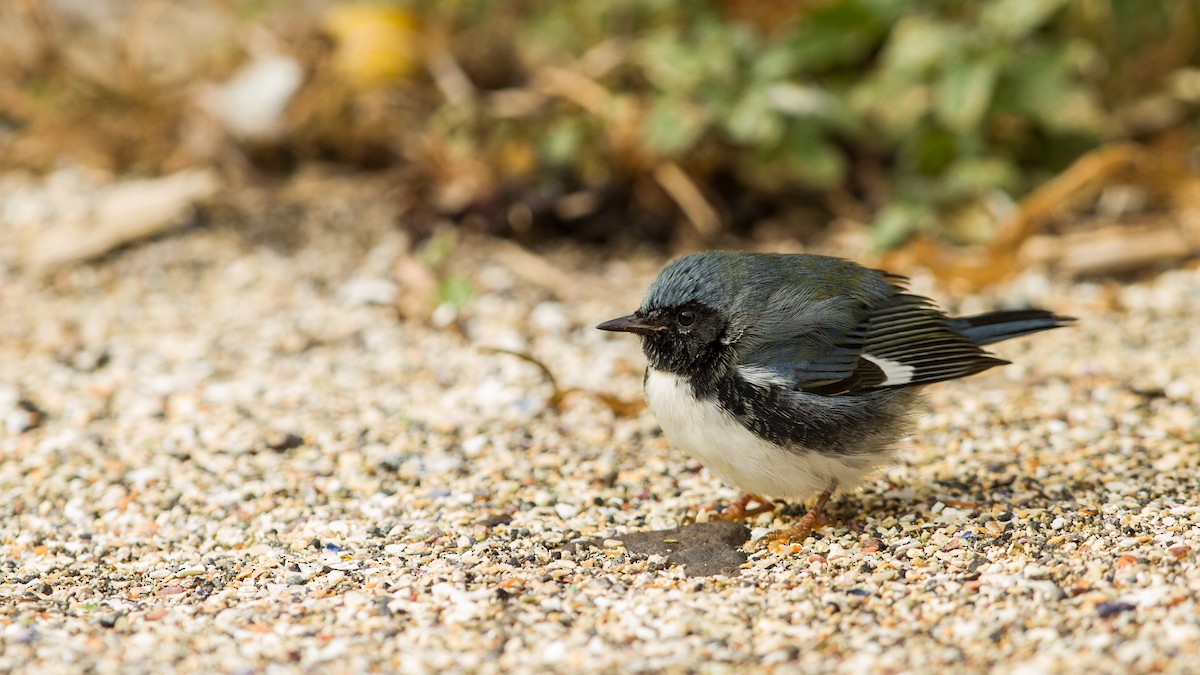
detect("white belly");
top-left (643, 369), bottom-right (883, 500)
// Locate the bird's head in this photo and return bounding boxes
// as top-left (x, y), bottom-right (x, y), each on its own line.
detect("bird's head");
top-left (597, 253), bottom-right (738, 376)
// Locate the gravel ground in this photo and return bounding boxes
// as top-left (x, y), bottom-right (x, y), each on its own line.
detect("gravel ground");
top-left (2, 176), bottom-right (1199, 674)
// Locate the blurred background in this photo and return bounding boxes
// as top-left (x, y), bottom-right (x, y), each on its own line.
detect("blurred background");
top-left (5, 5), bottom-right (1200, 671)
top-left (2, 0), bottom-right (1199, 284)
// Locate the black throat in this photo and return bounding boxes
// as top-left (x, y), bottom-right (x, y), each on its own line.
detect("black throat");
top-left (642, 333), bottom-right (732, 388)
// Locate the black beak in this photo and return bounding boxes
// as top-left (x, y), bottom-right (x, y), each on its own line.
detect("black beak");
top-left (596, 313), bottom-right (665, 336)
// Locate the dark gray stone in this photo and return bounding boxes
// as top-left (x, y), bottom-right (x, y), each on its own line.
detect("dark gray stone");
top-left (620, 521), bottom-right (751, 577)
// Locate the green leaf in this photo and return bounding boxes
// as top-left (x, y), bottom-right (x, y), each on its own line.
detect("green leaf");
top-left (725, 89), bottom-right (784, 146)
top-left (541, 118), bottom-right (586, 166)
top-left (642, 97), bottom-right (710, 156)
top-left (751, 43), bottom-right (798, 82)
top-left (766, 82), bottom-right (859, 134)
top-left (903, 126), bottom-right (958, 177)
top-left (639, 31), bottom-right (702, 94)
top-left (993, 44), bottom-right (1104, 135)
top-left (787, 0), bottom-right (889, 70)
top-left (981, 0), bottom-right (1070, 40)
top-left (848, 76), bottom-right (933, 139)
top-left (936, 58), bottom-right (999, 134)
top-left (437, 273), bottom-right (473, 308)
top-left (871, 200), bottom-right (933, 249)
top-left (782, 134), bottom-right (846, 188)
top-left (942, 157), bottom-right (1019, 195)
top-left (642, 30), bottom-right (728, 95)
top-left (880, 17), bottom-right (958, 75)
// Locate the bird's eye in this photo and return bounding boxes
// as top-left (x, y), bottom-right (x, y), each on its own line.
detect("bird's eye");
top-left (677, 309), bottom-right (696, 327)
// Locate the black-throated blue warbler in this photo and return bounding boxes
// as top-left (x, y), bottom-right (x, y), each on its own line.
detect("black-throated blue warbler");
top-left (598, 251), bottom-right (1072, 544)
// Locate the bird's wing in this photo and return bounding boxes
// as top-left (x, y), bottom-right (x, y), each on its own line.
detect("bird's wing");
top-left (734, 288), bottom-right (889, 394)
top-left (737, 287), bottom-right (1005, 396)
top-left (855, 293), bottom-right (1008, 389)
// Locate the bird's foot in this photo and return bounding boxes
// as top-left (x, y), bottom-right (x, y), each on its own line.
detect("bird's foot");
top-left (751, 486), bottom-right (836, 552)
top-left (714, 493), bottom-right (776, 522)
top-left (758, 512), bottom-right (830, 553)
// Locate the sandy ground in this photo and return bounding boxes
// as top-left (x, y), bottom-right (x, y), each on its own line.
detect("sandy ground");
top-left (1, 175), bottom-right (1198, 673)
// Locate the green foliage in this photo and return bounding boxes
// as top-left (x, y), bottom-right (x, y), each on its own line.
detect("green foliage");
top-left (420, 0), bottom-right (1199, 246)
top-left (632, 8), bottom-right (868, 190)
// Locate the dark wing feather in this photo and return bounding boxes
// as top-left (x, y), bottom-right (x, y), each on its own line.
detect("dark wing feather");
top-left (799, 356), bottom-right (888, 395)
top-left (949, 309), bottom-right (1075, 345)
top-left (795, 293), bottom-right (1007, 395)
top-left (858, 293), bottom-right (1008, 387)
top-left (791, 327), bottom-right (888, 394)
top-left (736, 266), bottom-right (1070, 397)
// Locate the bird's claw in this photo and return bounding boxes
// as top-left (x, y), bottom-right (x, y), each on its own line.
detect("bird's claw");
top-left (747, 486), bottom-right (836, 552)
top-left (715, 494), bottom-right (776, 522)
top-left (752, 513), bottom-right (830, 552)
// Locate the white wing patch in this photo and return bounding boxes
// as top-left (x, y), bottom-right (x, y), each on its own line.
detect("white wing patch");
top-left (735, 365), bottom-right (792, 388)
top-left (863, 354), bottom-right (914, 386)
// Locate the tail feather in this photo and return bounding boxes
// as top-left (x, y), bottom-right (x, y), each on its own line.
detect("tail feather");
top-left (951, 309), bottom-right (1075, 346)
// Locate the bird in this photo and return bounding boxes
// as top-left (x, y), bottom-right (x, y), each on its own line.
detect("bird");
top-left (597, 251), bottom-right (1072, 544)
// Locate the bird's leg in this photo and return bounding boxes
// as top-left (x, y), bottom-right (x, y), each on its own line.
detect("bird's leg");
top-left (761, 484), bottom-right (836, 545)
top-left (715, 493), bottom-right (776, 521)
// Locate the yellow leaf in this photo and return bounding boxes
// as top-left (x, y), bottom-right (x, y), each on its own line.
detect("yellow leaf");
top-left (324, 4), bottom-right (421, 86)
